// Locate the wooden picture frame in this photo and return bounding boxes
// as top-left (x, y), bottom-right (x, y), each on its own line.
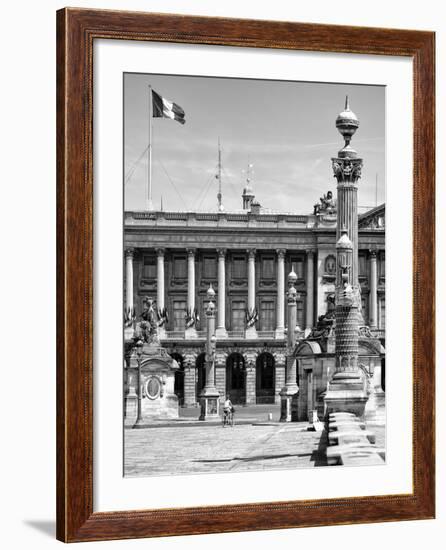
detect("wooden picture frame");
top-left (56, 7), bottom-right (435, 542)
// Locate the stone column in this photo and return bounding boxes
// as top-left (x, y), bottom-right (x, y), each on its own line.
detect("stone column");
top-left (280, 269), bottom-right (299, 421)
top-left (215, 353), bottom-right (227, 403)
top-left (125, 248), bottom-right (134, 313)
top-left (245, 352), bottom-right (257, 405)
top-left (275, 249), bottom-right (286, 339)
top-left (369, 250), bottom-right (378, 328)
top-left (185, 248), bottom-right (197, 338)
top-left (324, 96), bottom-right (368, 418)
top-left (216, 249), bottom-right (228, 338)
top-left (199, 285), bottom-right (220, 420)
top-left (156, 248), bottom-right (166, 337)
top-left (182, 354), bottom-right (197, 407)
top-left (274, 354), bottom-right (286, 404)
top-left (305, 249), bottom-right (315, 330)
top-left (245, 249), bottom-right (257, 339)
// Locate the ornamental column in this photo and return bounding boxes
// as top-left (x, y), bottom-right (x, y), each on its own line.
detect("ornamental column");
top-left (185, 248), bottom-right (197, 339)
top-left (156, 248), bottom-right (166, 337)
top-left (216, 249), bottom-right (228, 338)
top-left (324, 96), bottom-right (368, 418)
top-left (280, 269), bottom-right (299, 422)
top-left (199, 285), bottom-right (220, 420)
top-left (369, 250), bottom-right (378, 329)
top-left (275, 249), bottom-right (286, 339)
top-left (305, 250), bottom-right (315, 330)
top-left (125, 248), bottom-right (134, 313)
top-left (245, 249), bottom-right (258, 339)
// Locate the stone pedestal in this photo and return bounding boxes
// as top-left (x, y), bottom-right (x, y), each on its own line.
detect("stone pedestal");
top-left (324, 371), bottom-right (368, 419)
top-left (130, 342), bottom-right (180, 426)
top-left (199, 387), bottom-right (220, 420)
top-left (245, 326), bottom-right (258, 339)
top-left (184, 326), bottom-right (198, 339)
top-left (280, 387), bottom-right (299, 422)
top-left (280, 355), bottom-right (299, 422)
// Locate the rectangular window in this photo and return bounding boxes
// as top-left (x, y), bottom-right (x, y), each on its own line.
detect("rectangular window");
top-left (359, 253), bottom-right (367, 277)
top-left (379, 252), bottom-right (386, 279)
top-left (289, 256), bottom-right (304, 279)
top-left (379, 297), bottom-right (386, 329)
top-left (261, 257), bottom-right (275, 279)
top-left (203, 256), bottom-right (217, 279)
top-left (231, 300), bottom-right (246, 330)
top-left (173, 300), bottom-right (186, 331)
top-left (142, 256), bottom-right (156, 280)
top-left (361, 295), bottom-right (369, 325)
top-left (173, 257), bottom-right (187, 278)
top-left (260, 300), bottom-right (275, 331)
top-left (232, 256), bottom-right (247, 279)
top-left (296, 300), bottom-right (304, 328)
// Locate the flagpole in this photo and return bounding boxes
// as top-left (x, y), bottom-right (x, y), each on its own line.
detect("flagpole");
top-left (148, 85), bottom-right (154, 211)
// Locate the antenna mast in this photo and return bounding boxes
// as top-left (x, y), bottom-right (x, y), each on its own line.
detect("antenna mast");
top-left (217, 138), bottom-right (223, 212)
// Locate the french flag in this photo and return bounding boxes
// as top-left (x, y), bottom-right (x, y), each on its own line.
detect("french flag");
top-left (152, 90), bottom-right (186, 125)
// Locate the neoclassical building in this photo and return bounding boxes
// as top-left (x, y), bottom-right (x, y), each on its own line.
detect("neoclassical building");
top-left (124, 187), bottom-right (385, 409)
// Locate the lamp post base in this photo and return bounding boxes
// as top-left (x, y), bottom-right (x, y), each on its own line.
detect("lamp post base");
top-left (199, 387), bottom-right (220, 421)
top-left (279, 385), bottom-right (299, 422)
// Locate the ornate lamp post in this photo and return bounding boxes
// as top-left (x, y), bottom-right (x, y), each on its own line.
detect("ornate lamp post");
top-left (199, 284), bottom-right (220, 420)
top-left (134, 339), bottom-right (145, 428)
top-left (280, 268), bottom-right (300, 422)
top-left (324, 97), bottom-right (368, 418)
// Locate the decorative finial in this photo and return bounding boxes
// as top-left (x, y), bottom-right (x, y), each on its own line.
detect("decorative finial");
top-left (288, 266), bottom-right (298, 286)
top-left (336, 96), bottom-right (359, 156)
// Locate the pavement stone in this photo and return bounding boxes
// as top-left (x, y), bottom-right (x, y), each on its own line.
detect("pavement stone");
top-left (124, 405), bottom-right (386, 477)
top-left (124, 422), bottom-right (327, 477)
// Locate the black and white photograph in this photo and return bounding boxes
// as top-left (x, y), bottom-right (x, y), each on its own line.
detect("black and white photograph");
top-left (123, 73), bottom-right (386, 477)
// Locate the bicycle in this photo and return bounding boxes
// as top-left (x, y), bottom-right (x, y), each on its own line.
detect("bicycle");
top-left (222, 408), bottom-right (234, 427)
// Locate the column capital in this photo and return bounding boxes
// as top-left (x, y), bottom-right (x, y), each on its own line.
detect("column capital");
top-left (307, 248), bottom-right (316, 257)
top-left (186, 248), bottom-right (196, 257)
top-left (217, 248), bottom-right (227, 258)
top-left (276, 248), bottom-right (286, 259)
top-left (369, 249), bottom-right (378, 259)
top-left (125, 247), bottom-right (135, 259)
top-left (247, 248), bottom-right (256, 259)
top-left (155, 247), bottom-right (165, 257)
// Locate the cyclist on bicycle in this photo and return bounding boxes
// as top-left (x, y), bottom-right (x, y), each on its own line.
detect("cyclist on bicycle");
top-left (223, 395), bottom-right (234, 425)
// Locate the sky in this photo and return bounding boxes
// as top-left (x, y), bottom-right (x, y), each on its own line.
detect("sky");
top-left (124, 73), bottom-right (385, 214)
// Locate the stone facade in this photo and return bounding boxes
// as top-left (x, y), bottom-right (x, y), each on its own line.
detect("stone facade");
top-left (124, 192), bottom-right (385, 408)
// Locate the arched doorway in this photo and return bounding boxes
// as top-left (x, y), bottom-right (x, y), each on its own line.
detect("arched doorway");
top-left (196, 353), bottom-right (206, 402)
top-left (256, 352), bottom-right (275, 404)
top-left (226, 353), bottom-right (245, 404)
top-left (171, 353), bottom-right (185, 406)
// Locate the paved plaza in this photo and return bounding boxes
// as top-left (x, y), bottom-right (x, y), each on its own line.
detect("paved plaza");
top-left (124, 404), bottom-right (385, 477)
top-left (125, 421), bottom-right (327, 477)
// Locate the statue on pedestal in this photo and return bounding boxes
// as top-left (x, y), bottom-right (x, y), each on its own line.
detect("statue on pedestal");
top-left (140, 297), bottom-right (160, 346)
